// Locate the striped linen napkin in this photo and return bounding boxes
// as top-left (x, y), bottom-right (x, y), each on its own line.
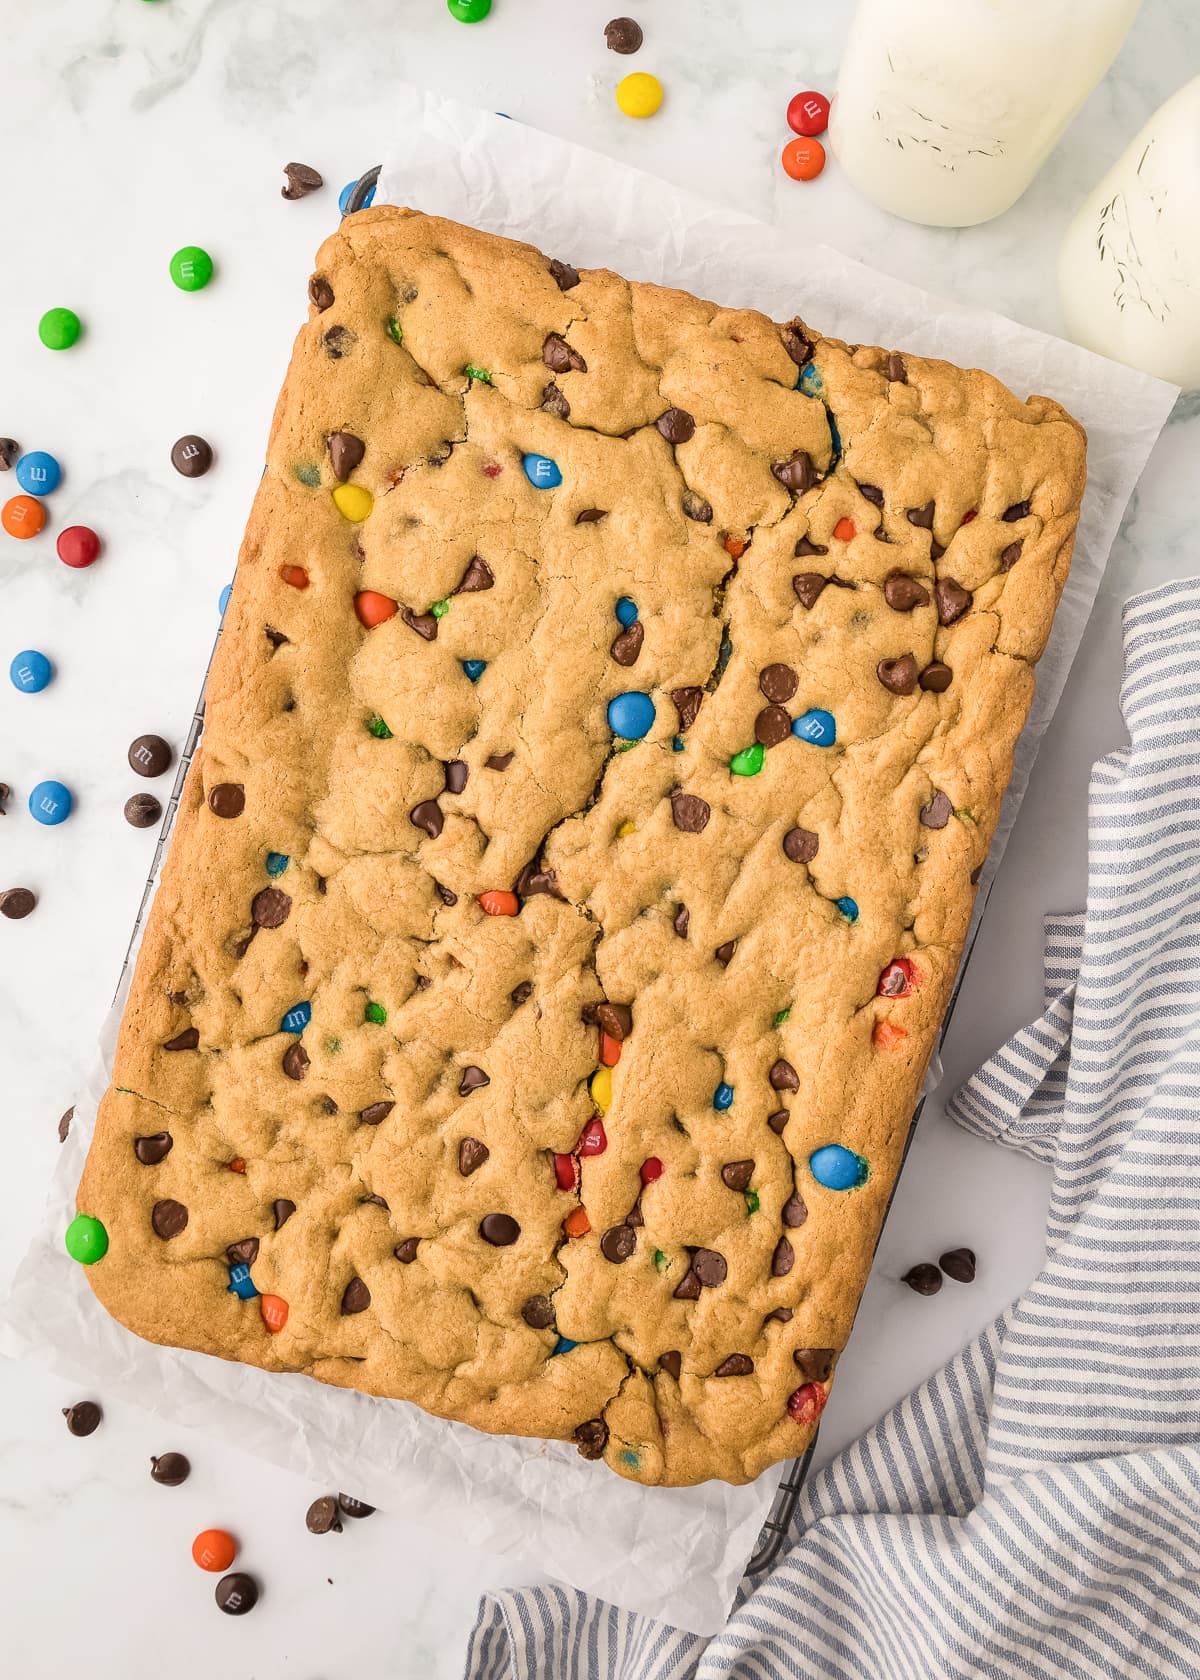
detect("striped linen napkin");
top-left (464, 577), bottom-right (1200, 1680)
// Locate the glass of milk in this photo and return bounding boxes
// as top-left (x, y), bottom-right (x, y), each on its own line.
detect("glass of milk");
top-left (829, 0), bottom-right (1143, 227)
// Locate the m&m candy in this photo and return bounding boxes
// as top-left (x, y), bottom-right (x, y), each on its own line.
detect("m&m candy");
top-left (835, 897), bottom-right (859, 923)
top-left (607, 691), bottom-right (655, 740)
top-left (331, 483), bottom-right (373, 521)
top-left (10, 650), bottom-right (53, 694)
top-left (259, 1294), bottom-right (289, 1333)
top-left (280, 1001), bottom-right (312, 1033)
top-left (29, 781), bottom-right (72, 826)
top-left (57, 526), bottom-right (101, 569)
top-left (448, 0), bottom-right (491, 18)
top-left (65, 1214), bottom-right (108, 1264)
top-left (218, 583), bottom-right (232, 615)
top-left (614, 596), bottom-right (639, 627)
top-left (2, 495), bottom-right (45, 539)
top-left (616, 72), bottom-right (663, 118)
top-left (781, 137), bottom-right (826, 182)
top-left (810, 1144), bottom-right (869, 1190)
top-left (38, 308), bottom-right (81, 350)
top-left (522, 453), bottom-right (562, 489)
top-left (713, 1081), bottom-right (734, 1111)
top-left (192, 1530), bottom-right (238, 1573)
top-left (338, 178), bottom-right (377, 215)
top-left (15, 452), bottom-right (61, 495)
top-left (169, 246), bottom-right (214, 291)
top-left (792, 709), bottom-right (836, 747)
top-left (462, 659), bottom-right (488, 683)
top-left (227, 1263), bottom-right (259, 1300)
top-left (787, 91), bottom-right (830, 137)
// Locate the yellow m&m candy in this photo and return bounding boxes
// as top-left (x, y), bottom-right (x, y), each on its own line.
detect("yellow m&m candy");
top-left (616, 72), bottom-right (663, 119)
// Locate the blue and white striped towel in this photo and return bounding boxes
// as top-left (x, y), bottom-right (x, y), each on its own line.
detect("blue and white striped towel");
top-left (464, 577), bottom-right (1200, 1680)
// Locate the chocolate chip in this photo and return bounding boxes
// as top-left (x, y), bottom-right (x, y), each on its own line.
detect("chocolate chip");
top-left (521, 1294), bottom-right (556, 1330)
top-left (604, 15), bottom-right (643, 51)
top-left (782, 321), bottom-right (815, 367)
top-left (882, 572), bottom-right (930, 613)
top-left (485, 752), bottom-right (514, 771)
top-left (771, 451), bottom-right (815, 493)
top-left (794, 533), bottom-right (830, 559)
top-left (0, 887), bottom-right (36, 919)
top-left (714, 1353), bottom-right (754, 1377)
top-left (409, 799), bottom-right (443, 839)
top-left (359, 1194), bottom-right (388, 1209)
top-left (63, 1402), bottom-right (102, 1437)
top-left (767, 1109), bottom-right (789, 1134)
top-left (999, 540), bottom-right (1023, 571)
top-left (458, 1137), bottom-right (490, 1178)
top-left (714, 939), bottom-right (736, 967)
top-left (877, 654), bottom-right (919, 695)
top-left (720, 1160), bottom-right (754, 1192)
top-left (543, 333), bottom-right (587, 374)
top-left (0, 783), bottom-right (9, 812)
top-left (480, 1213), bottom-right (520, 1246)
top-left (306, 1495), bottom-right (342, 1534)
top-left (939, 1246), bottom-right (977, 1282)
top-left (575, 507), bottom-right (608, 524)
top-left (513, 858), bottom-right (561, 899)
top-left (656, 408), bottom-right (696, 445)
top-left (596, 1002), bottom-right (633, 1041)
top-left (394, 1238), bottom-right (419, 1263)
top-left (170, 435), bottom-right (213, 478)
top-left (765, 1307), bottom-right (793, 1324)
top-left (549, 258), bottom-right (581, 292)
top-left (858, 484), bottom-right (884, 509)
top-left (264, 626), bottom-right (288, 648)
top-left (755, 704), bottom-right (792, 746)
top-left (226, 1237), bottom-right (259, 1266)
top-left (573, 1418), bottom-right (608, 1460)
top-left (58, 1107), bottom-right (73, 1143)
top-left (541, 381), bottom-right (570, 420)
top-left (251, 887), bottom-right (291, 928)
top-left (455, 555), bottom-right (495, 595)
top-left (920, 790), bottom-right (953, 829)
top-left (320, 1095), bottom-right (339, 1116)
top-left (792, 572), bottom-right (827, 608)
top-left (672, 1267), bottom-right (701, 1300)
top-left (0, 438), bottom-right (19, 470)
top-left (670, 686), bottom-right (703, 731)
top-left (323, 325), bottom-right (355, 359)
top-left (672, 903), bottom-right (689, 938)
top-left (435, 883), bottom-right (458, 906)
top-left (624, 1197), bottom-right (644, 1229)
top-left (692, 1248), bottom-right (727, 1288)
top-left (327, 431), bottom-right (365, 482)
top-left (658, 1350), bottom-right (682, 1379)
top-left (134, 1131), bottom-right (174, 1165)
top-left (782, 1193), bottom-right (808, 1227)
top-left (1001, 499), bottom-right (1031, 523)
top-left (151, 1199), bottom-right (188, 1240)
top-left (885, 352), bottom-right (908, 383)
top-left (273, 1199), bottom-right (296, 1229)
top-left (150, 1453), bottom-right (190, 1486)
top-left (341, 1277), bottom-right (371, 1314)
top-left (783, 827), bottom-right (819, 865)
top-left (600, 1224), bottom-right (637, 1263)
top-left (610, 620), bottom-right (644, 666)
top-left (215, 1573), bottom-right (258, 1616)
top-left (282, 161), bottom-right (323, 199)
top-left (906, 501), bottom-right (934, 531)
top-left (671, 791), bottom-right (710, 833)
top-left (759, 663), bottom-right (798, 703)
top-left (359, 1101), bottom-right (394, 1125)
top-left (282, 1042), bottom-right (310, 1081)
top-left (442, 760), bottom-right (469, 796)
top-left (400, 607), bottom-right (439, 640)
top-left (772, 1237), bottom-right (794, 1277)
top-left (902, 1262), bottom-right (943, 1295)
top-left (511, 980), bottom-right (533, 1007)
top-left (919, 661), bottom-right (953, 693)
top-left (163, 1027), bottom-right (199, 1051)
top-left (208, 783), bottom-right (245, 819)
top-left (337, 1493), bottom-right (375, 1518)
top-left (309, 275), bottom-right (334, 310)
top-left (769, 1059), bottom-right (799, 1092)
top-left (793, 1347), bottom-right (835, 1381)
top-left (934, 578), bottom-right (972, 625)
top-left (930, 538), bottom-right (946, 561)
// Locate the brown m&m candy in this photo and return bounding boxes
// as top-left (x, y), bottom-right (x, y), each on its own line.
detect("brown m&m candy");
top-left (604, 16), bottom-right (643, 53)
top-left (170, 435), bottom-right (213, 478)
top-left (128, 735), bottom-right (172, 778)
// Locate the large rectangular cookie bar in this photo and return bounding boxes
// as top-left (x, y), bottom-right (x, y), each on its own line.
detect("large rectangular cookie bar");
top-left (77, 207), bottom-right (1086, 1486)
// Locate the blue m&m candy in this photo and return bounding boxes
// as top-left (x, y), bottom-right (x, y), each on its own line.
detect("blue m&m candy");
top-left (10, 650), bottom-right (53, 693)
top-left (607, 691), bottom-right (655, 740)
top-left (280, 1001), bottom-right (312, 1034)
top-left (227, 1263), bottom-right (259, 1300)
top-left (713, 1081), bottom-right (734, 1111)
top-left (835, 897), bottom-right (859, 923)
top-left (793, 708), bottom-right (836, 747)
top-left (338, 178), bottom-right (376, 215)
top-left (29, 780), bottom-right (72, 825)
top-left (615, 597), bottom-right (639, 627)
top-left (551, 1336), bottom-right (578, 1357)
top-left (265, 852), bottom-right (290, 876)
top-left (218, 583), bottom-right (232, 615)
top-left (462, 659), bottom-right (487, 683)
top-left (16, 451), bottom-right (62, 496)
top-left (809, 1144), bottom-right (869, 1191)
top-left (522, 453), bottom-right (562, 490)
top-left (797, 363), bottom-right (823, 395)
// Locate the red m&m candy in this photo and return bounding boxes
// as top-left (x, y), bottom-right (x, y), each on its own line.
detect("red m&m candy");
top-left (782, 137), bottom-right (826, 182)
top-left (57, 525), bottom-right (101, 569)
top-left (787, 91), bottom-right (830, 137)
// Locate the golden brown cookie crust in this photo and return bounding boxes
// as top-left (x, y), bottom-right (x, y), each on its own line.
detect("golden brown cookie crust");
top-left (78, 207), bottom-right (1086, 1486)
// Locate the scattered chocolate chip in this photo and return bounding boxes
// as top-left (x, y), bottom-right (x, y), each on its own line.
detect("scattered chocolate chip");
top-left (755, 704), bottom-right (792, 746)
top-left (610, 620), bottom-right (644, 666)
top-left (939, 1246), bottom-right (977, 1283)
top-left (902, 1262), bottom-right (943, 1295)
top-left (714, 1354), bottom-right (754, 1378)
top-left (394, 1238), bottom-right (419, 1263)
top-left (442, 760), bottom-right (469, 796)
top-left (282, 161), bottom-right (323, 199)
top-left (575, 507), bottom-right (608, 524)
top-left (306, 1495), bottom-right (342, 1534)
top-left (886, 352), bottom-right (908, 383)
top-left (759, 663), bottom-right (798, 703)
top-left (658, 1350), bottom-right (682, 1379)
top-left (134, 1132), bottom-right (173, 1165)
top-left (541, 381), bottom-right (570, 420)
top-left (792, 572), bottom-right (827, 609)
top-left (322, 325), bottom-right (355, 359)
top-left (309, 275), bottom-right (334, 311)
top-left (720, 1160), bottom-right (754, 1192)
top-left (513, 858), bottom-right (561, 899)
top-left (772, 1237), bottom-right (795, 1277)
top-left (521, 1294), bottom-right (556, 1330)
top-left (596, 1002), bottom-right (633, 1041)
top-left (0, 783), bottom-right (9, 813)
top-left (765, 1307), bottom-right (794, 1324)
top-left (282, 1042), bottom-right (310, 1081)
top-left (170, 435), bottom-right (213, 478)
top-left (767, 1109), bottom-right (789, 1135)
top-left (359, 1101), bottom-right (394, 1125)
top-left (123, 792), bottom-right (162, 827)
top-left (341, 1277), bottom-right (371, 1314)
top-left (934, 578), bottom-right (972, 625)
top-left (0, 438), bottom-right (19, 470)
top-left (671, 791), bottom-right (710, 833)
top-left (549, 258), bottom-right (580, 291)
top-left (672, 903), bottom-right (690, 939)
top-left (337, 1493), bottom-right (375, 1518)
top-left (435, 883), bottom-right (458, 906)
top-left (0, 887), bottom-right (36, 919)
top-left (877, 654), bottom-right (919, 695)
top-left (793, 1347), bottom-right (835, 1381)
top-left (672, 1267), bottom-right (701, 1300)
top-left (208, 783), bottom-right (245, 819)
top-left (58, 1107), bottom-right (73, 1143)
top-left (920, 790), bottom-right (954, 829)
top-left (782, 1193), bottom-right (808, 1227)
top-left (251, 887), bottom-right (291, 928)
top-left (458, 1137), bottom-right (490, 1176)
top-left (63, 1402), bottom-right (102, 1437)
top-left (692, 1248), bottom-right (727, 1287)
top-left (150, 1453), bottom-right (190, 1486)
top-left (327, 431), bottom-right (365, 482)
top-left (772, 451), bottom-right (815, 493)
top-left (794, 533), bottom-right (830, 558)
top-left (670, 686), bottom-right (703, 731)
top-left (920, 661), bottom-right (953, 693)
top-left (882, 572), bottom-right (931, 613)
top-left (783, 827), bottom-right (819, 865)
top-left (151, 1199), bottom-right (188, 1240)
top-left (656, 408), bottom-right (696, 445)
top-left (215, 1573), bottom-right (258, 1617)
top-left (600, 1224), bottom-right (637, 1263)
top-left (769, 1059), bottom-right (799, 1092)
top-left (543, 333), bottom-right (587, 374)
top-left (714, 939), bottom-right (736, 967)
top-left (226, 1237), bottom-right (259, 1266)
top-left (400, 607), bottom-right (439, 640)
top-left (1000, 540), bottom-right (1023, 571)
top-left (480, 1212), bottom-right (520, 1247)
top-left (906, 501), bottom-right (935, 531)
top-left (409, 799), bottom-right (444, 839)
top-left (273, 1199), bottom-right (296, 1229)
top-left (510, 980), bottom-right (533, 1007)
top-left (163, 1027), bottom-right (199, 1052)
top-left (781, 321), bottom-right (815, 367)
top-left (604, 15), bottom-right (643, 52)
top-left (484, 752), bottom-right (514, 771)
top-left (1001, 499), bottom-right (1031, 523)
top-left (573, 1418), bottom-right (608, 1460)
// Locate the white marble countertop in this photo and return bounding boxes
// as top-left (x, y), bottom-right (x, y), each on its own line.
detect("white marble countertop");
top-left (2, 1), bottom-right (1197, 1674)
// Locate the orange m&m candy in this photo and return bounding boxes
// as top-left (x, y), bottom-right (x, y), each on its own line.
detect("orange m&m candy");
top-left (354, 590), bottom-right (398, 628)
top-left (833, 517), bottom-right (857, 542)
top-left (192, 1529), bottom-right (238, 1572)
top-left (872, 1020), bottom-right (908, 1053)
top-left (563, 1206), bottom-right (591, 1238)
top-left (478, 890), bottom-right (519, 917)
top-left (259, 1293), bottom-right (289, 1333)
top-left (279, 563), bottom-right (309, 589)
top-left (781, 136), bottom-right (826, 182)
top-left (2, 495), bottom-right (46, 539)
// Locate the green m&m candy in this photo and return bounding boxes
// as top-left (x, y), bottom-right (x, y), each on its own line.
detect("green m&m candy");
top-left (448, 0), bottom-right (491, 19)
top-left (730, 742), bottom-right (765, 777)
top-left (39, 308), bottom-right (82, 350)
top-left (169, 246), bottom-right (214, 292)
top-left (65, 1213), bottom-right (109, 1265)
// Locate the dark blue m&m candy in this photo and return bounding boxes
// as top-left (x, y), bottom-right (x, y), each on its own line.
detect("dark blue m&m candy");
top-left (227, 1263), bottom-right (259, 1300)
top-left (280, 1001), bottom-right (312, 1034)
top-left (713, 1081), bottom-right (734, 1111)
top-left (462, 659), bottom-right (487, 683)
top-left (615, 597), bottom-right (638, 627)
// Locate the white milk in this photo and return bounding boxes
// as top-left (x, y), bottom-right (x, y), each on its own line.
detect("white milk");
top-left (829, 0), bottom-right (1142, 227)
top-left (1059, 74), bottom-right (1200, 390)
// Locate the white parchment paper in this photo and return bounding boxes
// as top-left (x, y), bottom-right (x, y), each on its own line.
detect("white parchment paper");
top-left (2, 87), bottom-right (1178, 1637)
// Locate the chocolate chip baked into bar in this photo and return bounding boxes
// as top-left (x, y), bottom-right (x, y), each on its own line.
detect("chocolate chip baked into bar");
top-left (75, 207), bottom-right (1086, 1487)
